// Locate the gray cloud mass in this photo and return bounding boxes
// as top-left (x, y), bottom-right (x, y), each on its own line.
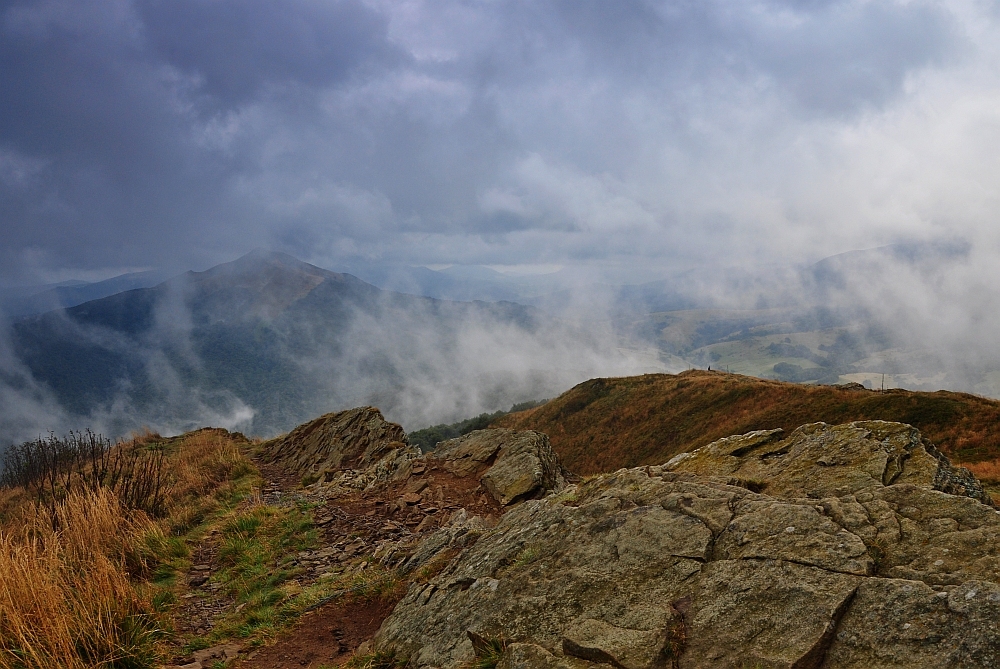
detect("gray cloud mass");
top-left (0, 0), bottom-right (976, 279)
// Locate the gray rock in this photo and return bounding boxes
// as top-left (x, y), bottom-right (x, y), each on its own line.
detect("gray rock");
top-left (263, 406), bottom-right (412, 479)
top-left (826, 578), bottom-right (1000, 668)
top-left (563, 616), bottom-right (678, 669)
top-left (432, 429), bottom-right (566, 505)
top-left (668, 421), bottom-right (993, 506)
top-left (682, 559), bottom-right (857, 668)
top-left (714, 499), bottom-right (872, 575)
top-left (498, 642), bottom-right (597, 668)
top-left (371, 422), bottom-right (1000, 668)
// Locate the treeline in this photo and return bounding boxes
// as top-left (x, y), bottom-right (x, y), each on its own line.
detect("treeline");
top-left (408, 399), bottom-right (547, 452)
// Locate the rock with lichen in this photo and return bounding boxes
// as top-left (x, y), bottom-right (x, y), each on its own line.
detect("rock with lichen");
top-left (430, 429), bottom-right (567, 505)
top-left (371, 421), bottom-right (1000, 669)
top-left (263, 406), bottom-right (413, 481)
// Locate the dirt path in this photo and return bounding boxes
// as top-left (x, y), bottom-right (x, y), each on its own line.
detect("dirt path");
top-left (237, 461), bottom-right (500, 664)
top-left (165, 446), bottom-right (504, 668)
top-left (233, 459), bottom-right (404, 668)
top-left (231, 597), bottom-right (398, 669)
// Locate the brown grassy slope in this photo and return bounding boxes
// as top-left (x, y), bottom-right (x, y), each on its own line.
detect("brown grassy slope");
top-left (494, 370), bottom-right (1000, 475)
top-left (0, 428), bottom-right (260, 669)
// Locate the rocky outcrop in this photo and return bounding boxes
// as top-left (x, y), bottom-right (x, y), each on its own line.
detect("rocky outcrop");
top-left (665, 420), bottom-right (993, 506)
top-left (263, 407), bottom-right (411, 480)
top-left (430, 429), bottom-right (567, 505)
top-left (370, 421), bottom-right (1000, 668)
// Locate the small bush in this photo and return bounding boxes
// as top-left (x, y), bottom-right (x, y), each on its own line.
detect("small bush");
top-left (1, 431), bottom-right (168, 519)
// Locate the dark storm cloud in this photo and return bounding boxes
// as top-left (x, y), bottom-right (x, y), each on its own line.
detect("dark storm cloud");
top-left (137, 0), bottom-right (402, 107)
top-left (0, 0), bottom-right (980, 282)
top-left (0, 0), bottom-right (401, 279)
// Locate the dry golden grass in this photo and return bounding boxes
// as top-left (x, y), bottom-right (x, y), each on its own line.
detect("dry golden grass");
top-left (962, 458), bottom-right (1000, 484)
top-left (497, 371), bottom-right (1000, 474)
top-left (162, 429), bottom-right (259, 537)
top-left (168, 429), bottom-right (255, 502)
top-left (0, 428), bottom-right (260, 669)
top-left (0, 488), bottom-right (164, 669)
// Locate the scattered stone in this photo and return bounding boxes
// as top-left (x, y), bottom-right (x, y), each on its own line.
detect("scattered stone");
top-left (405, 478), bottom-right (429, 494)
top-left (192, 643), bottom-right (240, 664)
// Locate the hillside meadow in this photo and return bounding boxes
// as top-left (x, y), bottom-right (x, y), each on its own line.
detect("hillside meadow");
top-left (0, 428), bottom-right (330, 669)
top-left (496, 370), bottom-right (1000, 478)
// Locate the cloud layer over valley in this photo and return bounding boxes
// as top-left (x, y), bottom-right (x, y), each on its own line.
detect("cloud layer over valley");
top-left (0, 252), bottom-right (662, 446)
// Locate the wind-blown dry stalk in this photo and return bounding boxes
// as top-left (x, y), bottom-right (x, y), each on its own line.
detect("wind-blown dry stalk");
top-left (0, 488), bottom-right (163, 669)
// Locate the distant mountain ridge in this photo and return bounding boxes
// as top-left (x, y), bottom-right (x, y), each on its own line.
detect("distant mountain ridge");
top-left (1, 270), bottom-right (174, 319)
top-left (7, 251), bottom-right (623, 444)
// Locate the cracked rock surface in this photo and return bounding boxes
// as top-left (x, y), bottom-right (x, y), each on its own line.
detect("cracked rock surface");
top-left (263, 406), bottom-right (411, 479)
top-left (371, 421), bottom-right (1000, 668)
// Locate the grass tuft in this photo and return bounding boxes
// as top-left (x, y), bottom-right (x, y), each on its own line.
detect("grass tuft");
top-left (464, 633), bottom-right (508, 669)
top-left (338, 650), bottom-right (406, 668)
top-left (0, 488), bottom-right (168, 669)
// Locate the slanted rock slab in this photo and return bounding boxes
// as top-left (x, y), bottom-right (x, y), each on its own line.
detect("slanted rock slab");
top-left (263, 406), bottom-right (412, 479)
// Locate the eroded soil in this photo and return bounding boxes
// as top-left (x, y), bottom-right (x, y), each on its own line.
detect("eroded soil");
top-left (231, 598), bottom-right (398, 669)
top-left (166, 453), bottom-right (503, 668)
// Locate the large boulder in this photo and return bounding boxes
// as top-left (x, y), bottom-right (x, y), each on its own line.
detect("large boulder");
top-left (430, 429), bottom-right (566, 505)
top-left (263, 406), bottom-right (411, 479)
top-left (371, 421), bottom-right (1000, 668)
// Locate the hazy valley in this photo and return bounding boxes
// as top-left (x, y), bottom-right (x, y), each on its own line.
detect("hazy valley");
top-left (3, 242), bottom-right (996, 451)
top-left (3, 251), bottom-right (657, 446)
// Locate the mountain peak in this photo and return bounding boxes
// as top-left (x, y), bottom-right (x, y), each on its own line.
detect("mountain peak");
top-left (216, 249), bottom-right (323, 274)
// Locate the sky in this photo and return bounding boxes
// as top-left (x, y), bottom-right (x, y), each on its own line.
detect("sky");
top-left (3, 0), bottom-right (1000, 286)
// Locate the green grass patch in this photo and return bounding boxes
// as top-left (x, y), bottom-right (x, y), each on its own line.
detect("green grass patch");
top-left (208, 503), bottom-right (318, 643)
top-left (336, 650), bottom-right (407, 668)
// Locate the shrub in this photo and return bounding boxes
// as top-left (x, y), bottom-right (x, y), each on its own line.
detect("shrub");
top-left (1, 431), bottom-right (168, 519)
top-left (407, 400), bottom-right (548, 452)
top-left (464, 631), bottom-right (507, 669)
